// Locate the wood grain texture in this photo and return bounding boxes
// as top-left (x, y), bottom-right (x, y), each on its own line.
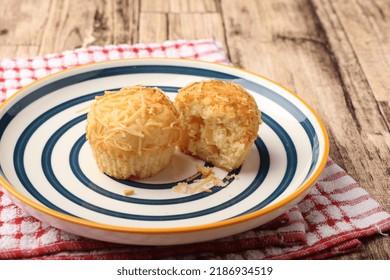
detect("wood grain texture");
top-left (312, 0), bottom-right (390, 208)
top-left (139, 13), bottom-right (168, 43)
top-left (0, 0), bottom-right (140, 56)
top-left (168, 13), bottom-right (226, 45)
top-left (0, 0), bottom-right (50, 57)
top-left (0, 0), bottom-right (389, 259)
top-left (141, 0), bottom-right (218, 13)
top-left (330, 0), bottom-right (390, 103)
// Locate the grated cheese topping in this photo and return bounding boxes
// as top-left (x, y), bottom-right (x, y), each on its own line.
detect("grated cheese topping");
top-left (86, 85), bottom-right (179, 155)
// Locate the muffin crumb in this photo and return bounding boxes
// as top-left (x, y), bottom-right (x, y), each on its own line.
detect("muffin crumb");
top-left (123, 188), bottom-right (135, 196)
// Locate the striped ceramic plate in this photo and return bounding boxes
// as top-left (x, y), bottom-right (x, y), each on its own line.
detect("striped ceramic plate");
top-left (0, 59), bottom-right (329, 245)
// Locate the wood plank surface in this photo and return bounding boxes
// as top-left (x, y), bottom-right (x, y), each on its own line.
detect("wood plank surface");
top-left (0, 0), bottom-right (389, 259)
top-left (139, 13), bottom-right (168, 43)
top-left (168, 13), bottom-right (226, 46)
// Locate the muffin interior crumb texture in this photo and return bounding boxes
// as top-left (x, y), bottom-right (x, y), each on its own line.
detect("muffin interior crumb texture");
top-left (175, 80), bottom-right (262, 171)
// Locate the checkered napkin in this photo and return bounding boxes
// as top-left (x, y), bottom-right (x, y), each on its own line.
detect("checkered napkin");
top-left (0, 39), bottom-right (389, 260)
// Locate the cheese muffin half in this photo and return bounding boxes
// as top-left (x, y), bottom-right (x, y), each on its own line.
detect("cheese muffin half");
top-left (175, 80), bottom-right (262, 171)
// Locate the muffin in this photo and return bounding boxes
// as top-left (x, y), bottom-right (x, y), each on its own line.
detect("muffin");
top-left (86, 85), bottom-right (179, 179)
top-left (174, 80), bottom-right (262, 171)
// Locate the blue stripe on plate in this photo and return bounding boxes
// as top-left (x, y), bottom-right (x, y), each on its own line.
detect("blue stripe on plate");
top-left (235, 114), bottom-right (297, 217)
top-left (12, 117), bottom-right (74, 216)
top-left (223, 78), bottom-right (318, 181)
top-left (0, 66), bottom-right (318, 181)
top-left (1, 65), bottom-right (317, 152)
top-left (70, 134), bottom-right (251, 205)
top-left (22, 88), bottom-right (281, 219)
top-left (43, 127), bottom-right (270, 220)
top-left (1, 64), bottom-right (314, 221)
top-left (35, 109), bottom-right (289, 220)
top-left (38, 114), bottom-right (270, 220)
top-left (0, 65), bottom-right (236, 136)
top-left (11, 94), bottom-right (98, 216)
top-left (13, 88), bottom-right (295, 220)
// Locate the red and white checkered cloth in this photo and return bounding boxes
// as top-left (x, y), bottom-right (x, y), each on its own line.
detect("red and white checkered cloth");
top-left (1, 39), bottom-right (389, 260)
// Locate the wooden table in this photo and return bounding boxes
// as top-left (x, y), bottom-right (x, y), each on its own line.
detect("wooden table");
top-left (0, 0), bottom-right (389, 259)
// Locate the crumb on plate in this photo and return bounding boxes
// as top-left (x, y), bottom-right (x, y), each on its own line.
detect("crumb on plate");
top-left (123, 188), bottom-right (135, 196)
